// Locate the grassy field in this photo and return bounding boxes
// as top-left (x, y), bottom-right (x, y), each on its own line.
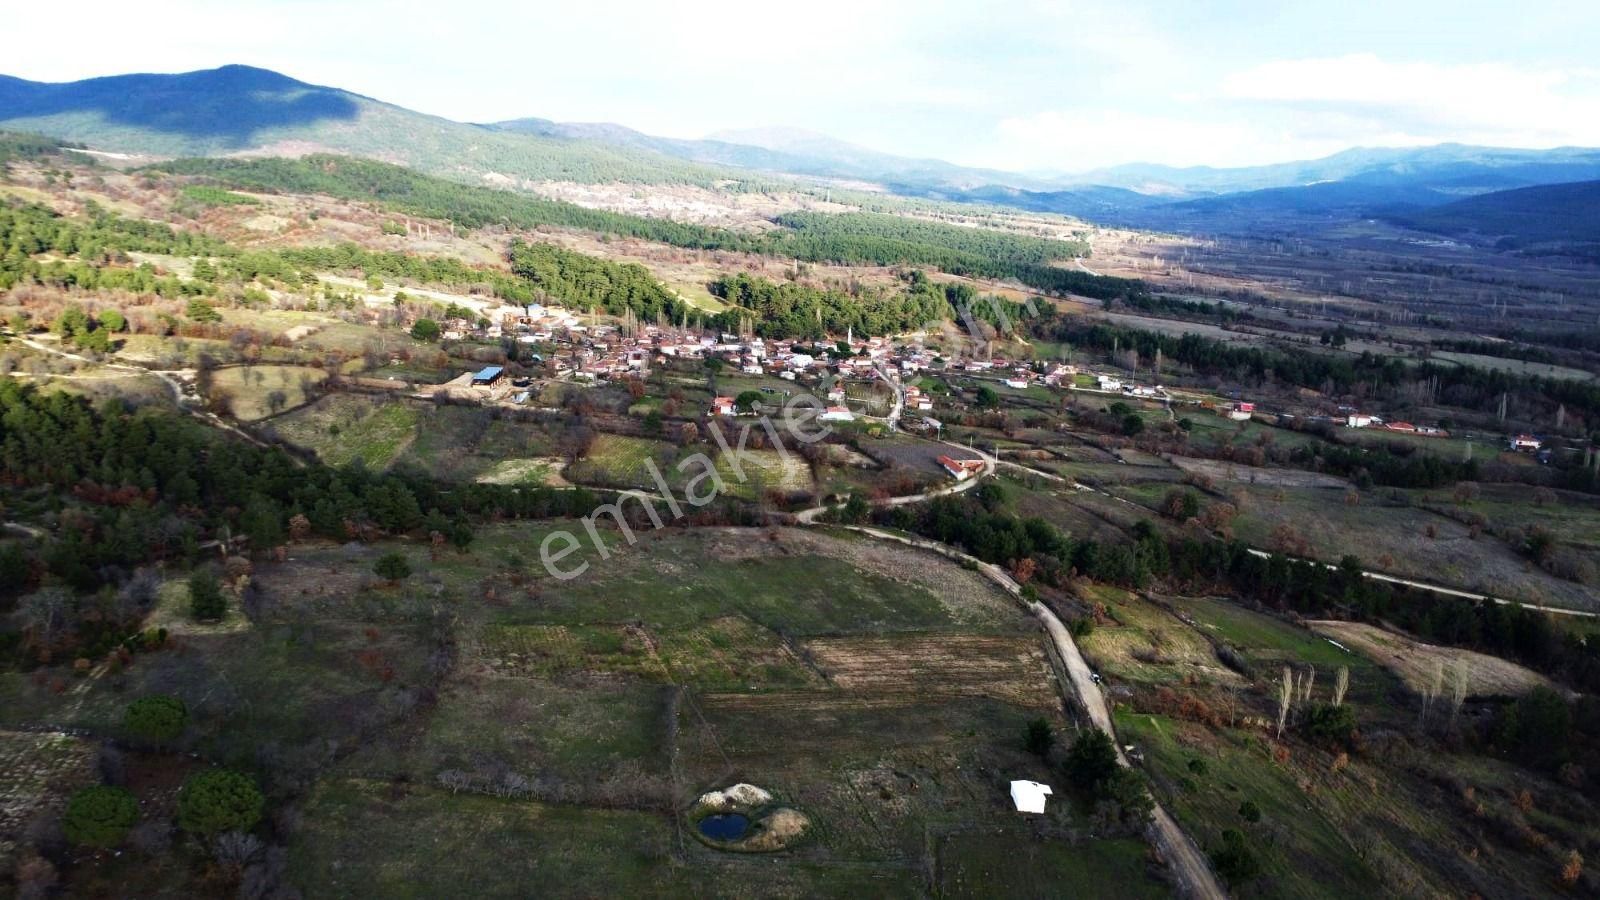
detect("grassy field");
top-left (564, 433), bottom-right (683, 490)
top-left (1079, 586), bottom-right (1243, 686)
top-left (208, 364), bottom-right (328, 420)
top-left (935, 833), bottom-right (1166, 899)
top-left (269, 395), bottom-right (420, 468)
top-left (1118, 710), bottom-right (1385, 899)
top-left (287, 779), bottom-right (691, 899)
top-left (1223, 483), bottom-right (1597, 610)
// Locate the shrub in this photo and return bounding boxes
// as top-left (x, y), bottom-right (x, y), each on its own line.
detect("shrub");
top-left (1303, 703), bottom-right (1356, 746)
top-left (178, 770), bottom-right (264, 837)
top-left (372, 552), bottom-right (413, 583)
top-left (1210, 829), bottom-right (1261, 888)
top-left (409, 318), bottom-right (441, 342)
top-left (63, 786), bottom-right (139, 848)
top-left (1238, 800), bottom-right (1262, 823)
top-left (188, 569), bottom-right (226, 621)
top-left (1024, 718), bottom-right (1054, 756)
top-left (1065, 730), bottom-right (1120, 790)
top-left (124, 695), bottom-right (187, 744)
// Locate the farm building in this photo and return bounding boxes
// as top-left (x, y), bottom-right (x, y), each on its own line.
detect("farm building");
top-left (471, 365), bottom-right (505, 386)
top-left (938, 455), bottom-right (985, 480)
top-left (1509, 433), bottom-right (1543, 452)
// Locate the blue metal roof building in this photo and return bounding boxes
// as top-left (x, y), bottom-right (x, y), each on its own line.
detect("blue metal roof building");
top-left (472, 365), bottom-right (505, 385)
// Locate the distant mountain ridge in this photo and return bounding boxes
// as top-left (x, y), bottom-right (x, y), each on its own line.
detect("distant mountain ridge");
top-left (5, 64), bottom-right (1600, 239)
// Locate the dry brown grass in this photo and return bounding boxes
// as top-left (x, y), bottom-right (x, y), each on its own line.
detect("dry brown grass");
top-left (1308, 620), bottom-right (1551, 698)
top-left (805, 634), bottom-right (1057, 707)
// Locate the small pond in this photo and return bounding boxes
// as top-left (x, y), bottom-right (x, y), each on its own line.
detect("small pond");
top-left (697, 813), bottom-right (750, 841)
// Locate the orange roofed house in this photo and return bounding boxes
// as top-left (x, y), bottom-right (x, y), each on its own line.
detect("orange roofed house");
top-left (938, 455), bottom-right (985, 480)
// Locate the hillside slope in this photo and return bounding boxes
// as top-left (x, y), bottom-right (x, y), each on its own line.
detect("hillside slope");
top-left (0, 65), bottom-right (759, 188)
top-left (1386, 179), bottom-right (1600, 249)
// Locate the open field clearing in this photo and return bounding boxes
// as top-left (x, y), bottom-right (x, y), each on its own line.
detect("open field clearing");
top-left (1221, 484), bottom-right (1599, 611)
top-left (1079, 586), bottom-right (1243, 686)
top-left (1419, 483), bottom-right (1600, 553)
top-left (805, 634), bottom-right (1057, 706)
top-left (491, 527), bottom-right (1024, 635)
top-left (678, 689), bottom-right (1073, 870)
top-left (287, 779), bottom-right (690, 899)
top-left (207, 363), bottom-right (327, 420)
top-left (268, 394), bottom-right (420, 468)
top-left (1308, 621), bottom-right (1552, 698)
top-left (474, 457), bottom-right (565, 486)
top-left (341, 676), bottom-right (672, 798)
top-left (0, 731), bottom-right (95, 873)
top-left (266, 395), bottom-right (572, 479)
top-left (935, 833), bottom-right (1165, 899)
top-left (1118, 711), bottom-right (1387, 899)
top-left (713, 447), bottom-right (815, 499)
top-left (472, 617), bottom-right (822, 690)
top-left (1429, 350), bottom-right (1596, 382)
top-left (1169, 456), bottom-right (1349, 489)
top-left (563, 433), bottom-right (684, 490)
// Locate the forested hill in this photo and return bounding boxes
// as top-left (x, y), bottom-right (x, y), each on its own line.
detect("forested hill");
top-left (0, 66), bottom-right (759, 188)
top-left (1386, 180), bottom-right (1600, 250)
top-left (154, 154), bottom-right (1142, 301)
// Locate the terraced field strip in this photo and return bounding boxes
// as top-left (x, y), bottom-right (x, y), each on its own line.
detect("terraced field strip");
top-left (805, 634), bottom-right (1058, 707)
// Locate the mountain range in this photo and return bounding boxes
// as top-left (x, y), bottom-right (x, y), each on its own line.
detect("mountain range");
top-left (3, 64), bottom-right (1599, 247)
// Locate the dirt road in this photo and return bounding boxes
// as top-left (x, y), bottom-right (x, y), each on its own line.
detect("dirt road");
top-left (791, 440), bottom-right (996, 524)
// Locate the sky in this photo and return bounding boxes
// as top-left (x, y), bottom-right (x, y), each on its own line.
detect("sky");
top-left (7, 0), bottom-right (1600, 172)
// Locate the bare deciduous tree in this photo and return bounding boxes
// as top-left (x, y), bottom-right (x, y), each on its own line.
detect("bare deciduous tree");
top-left (1333, 666), bottom-right (1350, 708)
top-left (1277, 666), bottom-right (1293, 739)
top-left (1449, 661), bottom-right (1469, 729)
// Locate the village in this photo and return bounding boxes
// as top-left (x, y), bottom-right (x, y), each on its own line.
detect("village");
top-left (407, 296), bottom-right (1482, 460)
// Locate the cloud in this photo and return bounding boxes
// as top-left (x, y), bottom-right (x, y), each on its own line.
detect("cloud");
top-left (1219, 53), bottom-right (1600, 147)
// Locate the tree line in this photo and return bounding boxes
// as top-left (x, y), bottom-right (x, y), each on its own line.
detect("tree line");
top-left (706, 272), bottom-right (950, 340)
top-left (1039, 314), bottom-right (1600, 430)
top-left (148, 155), bottom-right (1151, 301)
top-left (0, 381), bottom-right (611, 600)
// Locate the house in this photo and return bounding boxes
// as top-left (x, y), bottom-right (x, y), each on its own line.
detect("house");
top-left (1346, 414), bottom-right (1374, 429)
top-left (1510, 433), bottom-right (1543, 452)
top-left (710, 396), bottom-right (735, 417)
top-left (1096, 375), bottom-right (1122, 392)
top-left (1009, 780), bottom-right (1053, 814)
top-left (826, 386), bottom-right (847, 403)
top-left (1004, 378), bottom-right (1029, 389)
top-left (471, 365), bottom-right (505, 387)
top-left (938, 455), bottom-right (985, 480)
top-left (1228, 402), bottom-right (1255, 422)
top-left (1385, 421), bottom-right (1417, 433)
top-left (819, 406), bottom-right (855, 422)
